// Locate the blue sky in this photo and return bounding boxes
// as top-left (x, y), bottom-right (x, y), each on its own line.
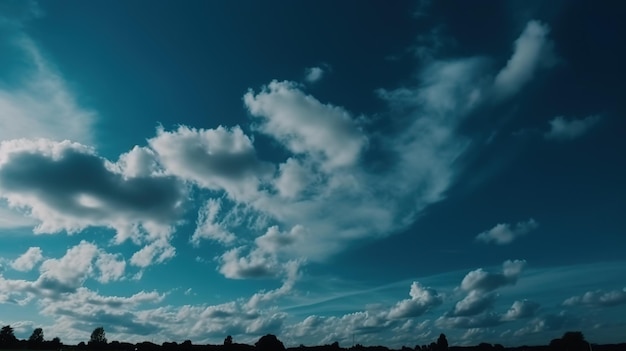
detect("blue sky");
top-left (0, 0), bottom-right (625, 347)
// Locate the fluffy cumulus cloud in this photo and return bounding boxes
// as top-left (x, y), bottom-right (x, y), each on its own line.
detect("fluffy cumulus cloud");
top-left (0, 241), bottom-right (126, 299)
top-left (476, 218), bottom-right (538, 245)
top-left (11, 247), bottom-right (43, 271)
top-left (387, 282), bottom-right (442, 319)
top-left (244, 80), bottom-right (367, 169)
top-left (451, 290), bottom-right (497, 317)
top-left (95, 252), bottom-right (126, 283)
top-left (37, 241), bottom-right (99, 292)
top-left (439, 260), bottom-right (530, 328)
top-left (563, 288), bottom-right (626, 307)
top-left (304, 66), bottom-right (325, 83)
top-left (219, 247), bottom-right (280, 279)
top-left (544, 115), bottom-right (601, 141)
top-left (502, 300), bottom-right (540, 321)
top-left (460, 260), bottom-right (526, 292)
top-left (493, 20), bottom-right (556, 99)
top-left (148, 125), bottom-right (273, 201)
top-left (0, 139), bottom-right (186, 266)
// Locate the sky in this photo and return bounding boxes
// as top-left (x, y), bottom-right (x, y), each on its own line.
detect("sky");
top-left (0, 0), bottom-right (625, 348)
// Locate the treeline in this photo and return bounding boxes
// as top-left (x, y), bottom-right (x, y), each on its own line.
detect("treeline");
top-left (1, 325), bottom-right (625, 351)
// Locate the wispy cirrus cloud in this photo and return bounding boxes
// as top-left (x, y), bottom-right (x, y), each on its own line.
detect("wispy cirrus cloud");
top-left (544, 115), bottom-right (601, 141)
top-left (0, 25), bottom-right (95, 145)
top-left (493, 20), bottom-right (557, 100)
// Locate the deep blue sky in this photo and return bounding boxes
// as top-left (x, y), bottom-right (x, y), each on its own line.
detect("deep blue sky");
top-left (0, 0), bottom-right (625, 348)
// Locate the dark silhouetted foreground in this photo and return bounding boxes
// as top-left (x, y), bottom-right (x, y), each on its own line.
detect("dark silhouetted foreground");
top-left (0, 326), bottom-right (624, 351)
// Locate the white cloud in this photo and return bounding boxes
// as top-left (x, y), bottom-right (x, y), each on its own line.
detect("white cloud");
top-left (493, 20), bottom-right (556, 99)
top-left (544, 115), bottom-right (601, 141)
top-left (563, 288), bottom-right (626, 307)
top-left (11, 247), bottom-right (43, 272)
top-left (37, 241), bottom-right (98, 292)
top-left (304, 66), bottom-right (325, 83)
top-left (387, 282), bottom-right (442, 319)
top-left (244, 80), bottom-right (367, 169)
top-left (148, 125), bottom-right (273, 201)
top-left (0, 205), bottom-right (36, 228)
top-left (192, 198), bottom-right (237, 245)
top-left (451, 290), bottom-right (496, 317)
top-left (0, 36), bottom-right (95, 144)
top-left (513, 311), bottom-right (574, 336)
top-left (113, 146), bottom-right (159, 178)
top-left (184, 26), bottom-right (551, 277)
top-left (254, 225), bottom-right (304, 255)
top-left (476, 218), bottom-right (538, 245)
top-left (502, 300), bottom-right (540, 321)
top-left (219, 247), bottom-right (280, 279)
top-left (436, 312), bottom-right (502, 330)
top-left (445, 260), bottom-right (529, 323)
top-left (95, 252), bottom-right (126, 283)
top-left (273, 158), bottom-right (312, 199)
top-left (0, 138), bottom-right (186, 267)
top-left (130, 239), bottom-right (176, 268)
top-left (246, 260), bottom-right (300, 309)
top-left (461, 260), bottom-right (526, 292)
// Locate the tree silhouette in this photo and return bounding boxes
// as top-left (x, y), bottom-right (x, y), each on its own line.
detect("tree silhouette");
top-left (437, 334), bottom-right (448, 351)
top-left (90, 327), bottom-right (107, 346)
top-left (29, 328), bottom-right (44, 344)
top-left (224, 335), bottom-right (233, 345)
top-left (255, 334), bottom-right (285, 351)
top-left (561, 331), bottom-right (587, 351)
top-left (0, 325), bottom-right (17, 347)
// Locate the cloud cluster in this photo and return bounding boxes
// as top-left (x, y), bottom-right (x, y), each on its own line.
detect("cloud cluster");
top-left (1, 241), bottom-right (126, 299)
top-left (0, 139), bottom-right (185, 267)
top-left (563, 288), bottom-right (626, 307)
top-left (2, 19), bottom-right (561, 286)
top-left (442, 260), bottom-right (531, 326)
top-left (387, 282), bottom-right (443, 319)
top-left (476, 218), bottom-right (538, 245)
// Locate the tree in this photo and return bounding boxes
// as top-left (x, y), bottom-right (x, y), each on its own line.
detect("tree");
top-left (90, 327), bottom-right (107, 345)
top-left (255, 334), bottom-right (285, 351)
top-left (224, 335), bottom-right (233, 345)
top-left (561, 331), bottom-right (587, 351)
top-left (0, 325), bottom-right (17, 347)
top-left (437, 334), bottom-right (448, 351)
top-left (50, 337), bottom-right (62, 348)
top-left (29, 328), bottom-right (45, 344)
